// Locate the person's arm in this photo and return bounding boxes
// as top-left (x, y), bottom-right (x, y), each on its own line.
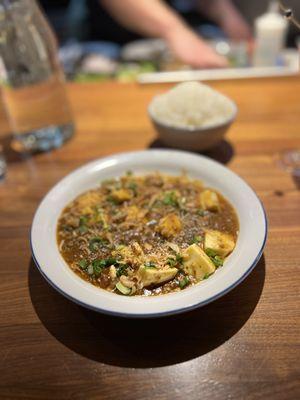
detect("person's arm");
top-left (196, 0), bottom-right (252, 40)
top-left (100, 0), bottom-right (228, 68)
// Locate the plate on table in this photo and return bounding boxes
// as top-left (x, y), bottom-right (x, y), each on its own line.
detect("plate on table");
top-left (31, 150), bottom-right (267, 318)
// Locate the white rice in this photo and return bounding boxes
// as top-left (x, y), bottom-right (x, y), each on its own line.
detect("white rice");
top-left (150, 81), bottom-right (235, 129)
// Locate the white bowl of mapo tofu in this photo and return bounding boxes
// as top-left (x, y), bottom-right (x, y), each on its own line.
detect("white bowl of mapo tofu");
top-left (31, 150), bottom-right (267, 317)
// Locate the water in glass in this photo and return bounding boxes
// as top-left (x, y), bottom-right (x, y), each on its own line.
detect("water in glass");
top-left (0, 0), bottom-right (74, 152)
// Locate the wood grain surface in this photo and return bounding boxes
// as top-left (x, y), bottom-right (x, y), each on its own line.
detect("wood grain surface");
top-left (0, 77), bottom-right (299, 400)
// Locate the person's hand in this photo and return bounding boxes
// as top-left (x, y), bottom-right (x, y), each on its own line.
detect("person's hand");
top-left (220, 12), bottom-right (252, 41)
top-left (196, 0), bottom-right (252, 41)
top-left (166, 25), bottom-right (228, 68)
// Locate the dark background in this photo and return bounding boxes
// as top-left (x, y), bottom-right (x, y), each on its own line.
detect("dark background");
top-left (39, 0), bottom-right (300, 46)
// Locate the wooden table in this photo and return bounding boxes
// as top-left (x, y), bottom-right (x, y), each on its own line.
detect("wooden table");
top-left (0, 77), bottom-right (299, 400)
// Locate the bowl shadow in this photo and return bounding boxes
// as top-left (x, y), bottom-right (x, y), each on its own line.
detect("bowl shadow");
top-left (148, 138), bottom-right (235, 165)
top-left (28, 255), bottom-right (265, 368)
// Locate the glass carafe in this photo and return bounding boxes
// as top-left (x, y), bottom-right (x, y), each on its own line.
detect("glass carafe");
top-left (0, 0), bottom-right (74, 152)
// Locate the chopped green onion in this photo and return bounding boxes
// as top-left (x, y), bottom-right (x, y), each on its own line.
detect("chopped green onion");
top-left (203, 273), bottom-right (212, 279)
top-left (79, 225), bottom-right (88, 234)
top-left (92, 258), bottom-right (117, 270)
top-left (83, 258), bottom-right (118, 277)
top-left (163, 191), bottom-right (179, 207)
top-left (176, 254), bottom-right (184, 264)
top-left (107, 195), bottom-right (118, 205)
top-left (79, 216), bottom-right (88, 225)
top-left (78, 259), bottom-right (88, 269)
top-left (92, 259), bottom-right (106, 268)
top-left (167, 253), bottom-right (183, 267)
top-left (91, 260), bottom-right (105, 275)
top-left (104, 258), bottom-right (117, 266)
top-left (166, 257), bottom-right (177, 267)
top-left (93, 264), bottom-right (102, 276)
top-left (212, 256), bottom-right (224, 267)
top-left (116, 263), bottom-right (129, 277)
top-left (190, 235), bottom-right (202, 245)
top-left (127, 181), bottom-right (138, 195)
top-left (89, 237), bottom-right (106, 252)
top-left (179, 276), bottom-right (190, 289)
top-left (198, 209), bottom-right (205, 217)
top-left (205, 249), bottom-right (224, 268)
top-left (78, 216), bottom-right (88, 233)
top-left (116, 282), bottom-right (131, 295)
top-left (93, 206), bottom-right (109, 229)
top-left (205, 248), bottom-right (218, 258)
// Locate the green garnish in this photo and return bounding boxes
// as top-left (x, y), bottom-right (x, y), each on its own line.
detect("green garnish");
top-left (145, 261), bottom-right (157, 269)
top-left (92, 259), bottom-right (106, 266)
top-left (91, 259), bottom-right (106, 275)
top-left (116, 263), bottom-right (129, 277)
top-left (212, 255), bottom-right (224, 267)
top-left (92, 264), bottom-right (102, 276)
top-left (166, 257), bottom-right (176, 267)
top-left (78, 259), bottom-right (88, 269)
top-left (107, 195), bottom-right (118, 205)
top-left (190, 235), bottom-right (202, 245)
top-left (78, 216), bottom-right (88, 233)
top-left (104, 258), bottom-right (117, 266)
top-left (205, 248), bottom-right (218, 258)
top-left (126, 170), bottom-right (133, 176)
top-left (167, 254), bottom-right (183, 267)
top-left (116, 282), bottom-right (131, 295)
top-left (205, 249), bottom-right (224, 267)
top-left (203, 272), bottom-right (212, 279)
top-left (79, 216), bottom-right (88, 225)
top-left (91, 207), bottom-right (108, 228)
top-left (89, 237), bottom-right (107, 252)
top-left (179, 276), bottom-right (190, 289)
top-left (93, 258), bottom-right (117, 268)
top-left (79, 225), bottom-right (88, 234)
top-left (176, 254), bottom-right (184, 264)
top-left (163, 191), bottom-right (179, 207)
top-left (127, 181), bottom-right (138, 195)
top-left (84, 258), bottom-right (118, 276)
top-left (198, 209), bottom-right (205, 217)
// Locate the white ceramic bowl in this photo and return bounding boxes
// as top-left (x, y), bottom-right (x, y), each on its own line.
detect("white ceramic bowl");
top-left (148, 96), bottom-right (237, 151)
top-left (31, 150), bottom-right (267, 318)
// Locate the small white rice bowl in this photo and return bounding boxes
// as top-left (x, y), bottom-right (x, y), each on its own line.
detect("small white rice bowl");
top-left (149, 81), bottom-right (236, 129)
top-left (148, 82), bottom-right (237, 151)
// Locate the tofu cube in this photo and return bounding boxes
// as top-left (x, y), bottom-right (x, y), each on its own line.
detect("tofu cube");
top-left (204, 230), bottom-right (235, 257)
top-left (138, 266), bottom-right (178, 287)
top-left (110, 189), bottom-right (132, 203)
top-left (76, 192), bottom-right (102, 214)
top-left (183, 244), bottom-right (215, 281)
top-left (199, 190), bottom-right (220, 212)
top-left (157, 213), bottom-right (182, 238)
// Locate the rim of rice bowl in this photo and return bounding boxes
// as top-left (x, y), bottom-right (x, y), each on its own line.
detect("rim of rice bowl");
top-left (148, 82), bottom-right (237, 132)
